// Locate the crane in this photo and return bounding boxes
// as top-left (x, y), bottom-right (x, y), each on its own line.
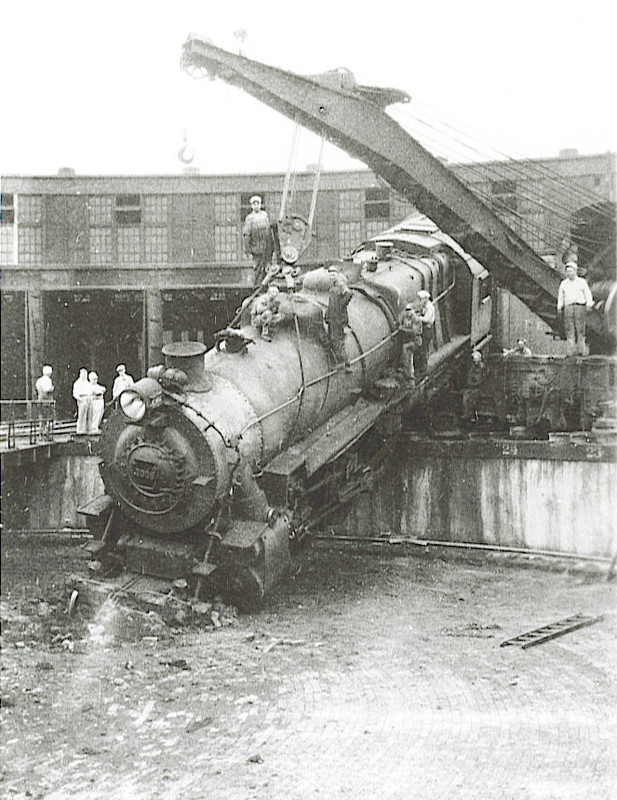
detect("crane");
top-left (180, 36), bottom-right (615, 353)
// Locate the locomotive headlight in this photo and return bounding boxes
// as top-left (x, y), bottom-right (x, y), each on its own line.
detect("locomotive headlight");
top-left (119, 377), bottom-right (164, 423)
top-left (119, 389), bottom-right (147, 421)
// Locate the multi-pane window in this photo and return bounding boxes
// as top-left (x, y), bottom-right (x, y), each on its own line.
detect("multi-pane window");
top-left (18, 227), bottom-right (43, 264)
top-left (339, 191), bottom-right (364, 256)
top-left (115, 194), bottom-right (141, 225)
top-left (214, 194), bottom-right (240, 261)
top-left (339, 221), bottom-right (364, 256)
top-left (143, 196), bottom-right (167, 224)
top-left (89, 196), bottom-right (114, 263)
top-left (17, 196), bottom-right (43, 264)
top-left (215, 194), bottom-right (239, 222)
top-left (392, 195), bottom-right (415, 223)
top-left (145, 226), bottom-right (167, 263)
top-left (490, 180), bottom-right (518, 214)
top-left (1, 194), bottom-right (15, 265)
top-left (366, 219), bottom-right (388, 240)
top-left (143, 196), bottom-right (167, 263)
top-left (18, 196), bottom-right (43, 224)
top-left (365, 187), bottom-right (390, 220)
top-left (117, 226), bottom-right (141, 264)
top-left (90, 228), bottom-right (113, 265)
top-left (339, 190), bottom-right (364, 222)
top-left (89, 196), bottom-right (114, 226)
top-left (215, 225), bottom-right (239, 261)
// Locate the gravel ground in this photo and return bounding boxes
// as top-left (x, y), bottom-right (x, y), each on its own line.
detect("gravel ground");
top-left (1, 535), bottom-right (615, 800)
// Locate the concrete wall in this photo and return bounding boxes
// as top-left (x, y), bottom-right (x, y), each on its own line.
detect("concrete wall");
top-left (3, 455), bottom-right (105, 530)
top-left (4, 446), bottom-right (615, 560)
top-left (396, 455), bottom-right (616, 558)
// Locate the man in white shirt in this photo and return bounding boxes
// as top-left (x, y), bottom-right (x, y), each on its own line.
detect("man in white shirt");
top-left (72, 368), bottom-right (91, 435)
top-left (414, 290), bottom-right (436, 382)
top-left (35, 365), bottom-right (54, 438)
top-left (557, 262), bottom-right (594, 355)
top-left (112, 364), bottom-right (134, 407)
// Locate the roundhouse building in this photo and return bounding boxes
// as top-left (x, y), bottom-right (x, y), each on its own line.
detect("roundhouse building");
top-left (1, 152), bottom-right (614, 417)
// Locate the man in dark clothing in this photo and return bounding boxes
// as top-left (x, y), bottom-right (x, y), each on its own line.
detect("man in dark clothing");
top-left (243, 196), bottom-right (275, 286)
top-left (462, 350), bottom-right (489, 421)
top-left (325, 266), bottom-right (352, 371)
top-left (399, 303), bottom-right (423, 383)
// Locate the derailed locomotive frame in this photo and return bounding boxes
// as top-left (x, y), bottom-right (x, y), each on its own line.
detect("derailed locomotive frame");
top-left (78, 237), bottom-right (485, 607)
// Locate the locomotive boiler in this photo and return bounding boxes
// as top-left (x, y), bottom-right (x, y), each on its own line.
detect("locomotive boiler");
top-left (81, 226), bottom-right (490, 604)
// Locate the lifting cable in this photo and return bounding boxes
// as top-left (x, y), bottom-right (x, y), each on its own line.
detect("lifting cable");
top-left (396, 105), bottom-right (613, 223)
top-left (280, 118), bottom-right (301, 222)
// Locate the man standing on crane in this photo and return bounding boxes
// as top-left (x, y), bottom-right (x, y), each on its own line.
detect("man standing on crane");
top-left (243, 196), bottom-right (275, 286)
top-left (557, 262), bottom-right (594, 356)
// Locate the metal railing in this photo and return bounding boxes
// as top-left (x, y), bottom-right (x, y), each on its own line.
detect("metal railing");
top-left (0, 400), bottom-right (57, 448)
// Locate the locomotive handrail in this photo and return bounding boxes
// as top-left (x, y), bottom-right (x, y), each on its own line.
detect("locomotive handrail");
top-left (236, 328), bottom-right (400, 443)
top-left (432, 274), bottom-right (456, 305)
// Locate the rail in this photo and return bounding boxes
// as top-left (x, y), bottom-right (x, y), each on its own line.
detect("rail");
top-left (0, 400), bottom-right (57, 448)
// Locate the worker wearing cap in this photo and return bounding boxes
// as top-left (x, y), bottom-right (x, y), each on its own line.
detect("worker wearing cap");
top-left (414, 290), bottom-right (436, 382)
top-left (399, 303), bottom-right (422, 383)
top-left (557, 262), bottom-right (594, 355)
top-left (88, 371), bottom-right (106, 434)
top-left (251, 284), bottom-right (282, 341)
top-left (243, 195), bottom-right (275, 286)
top-left (112, 364), bottom-right (134, 407)
top-left (325, 265), bottom-right (352, 371)
top-left (462, 350), bottom-right (488, 422)
top-left (35, 365), bottom-right (54, 439)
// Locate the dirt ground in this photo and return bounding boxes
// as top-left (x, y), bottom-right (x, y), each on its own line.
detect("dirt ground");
top-left (1, 534), bottom-right (615, 800)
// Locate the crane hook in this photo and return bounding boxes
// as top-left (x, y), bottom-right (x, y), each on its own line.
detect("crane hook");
top-left (177, 129), bottom-right (195, 164)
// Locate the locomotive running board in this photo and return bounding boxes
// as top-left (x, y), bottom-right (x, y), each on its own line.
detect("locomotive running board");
top-left (500, 613), bottom-right (604, 649)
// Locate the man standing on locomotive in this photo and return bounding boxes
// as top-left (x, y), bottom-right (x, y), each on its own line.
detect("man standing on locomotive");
top-left (325, 265), bottom-right (352, 372)
top-left (414, 289), bottom-right (436, 383)
top-left (243, 195), bottom-right (275, 287)
top-left (399, 303), bottom-right (423, 384)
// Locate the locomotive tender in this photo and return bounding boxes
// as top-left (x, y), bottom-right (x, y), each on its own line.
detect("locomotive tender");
top-left (81, 220), bottom-right (491, 604)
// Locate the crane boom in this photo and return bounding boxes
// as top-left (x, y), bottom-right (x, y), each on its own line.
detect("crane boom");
top-left (180, 36), bottom-right (606, 346)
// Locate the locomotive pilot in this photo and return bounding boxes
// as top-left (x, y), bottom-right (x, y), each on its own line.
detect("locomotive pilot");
top-left (251, 284), bottom-right (282, 341)
top-left (414, 289), bottom-right (436, 383)
top-left (243, 195), bottom-right (275, 287)
top-left (325, 265), bottom-right (352, 372)
top-left (399, 304), bottom-right (423, 383)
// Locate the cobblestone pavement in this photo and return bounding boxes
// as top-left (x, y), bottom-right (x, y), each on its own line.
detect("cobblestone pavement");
top-left (1, 543), bottom-right (615, 799)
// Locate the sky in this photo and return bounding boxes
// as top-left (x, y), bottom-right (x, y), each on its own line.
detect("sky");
top-left (1, 0), bottom-right (615, 177)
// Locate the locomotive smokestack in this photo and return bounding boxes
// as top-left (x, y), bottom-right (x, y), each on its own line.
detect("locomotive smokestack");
top-left (162, 341), bottom-right (211, 391)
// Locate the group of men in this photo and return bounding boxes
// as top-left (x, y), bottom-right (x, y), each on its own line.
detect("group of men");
top-left (33, 363), bottom-right (134, 437)
top-left (73, 364), bottom-right (134, 435)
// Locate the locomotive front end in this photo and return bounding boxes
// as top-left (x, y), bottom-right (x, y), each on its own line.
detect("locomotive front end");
top-left (82, 341), bottom-right (301, 605)
top-left (99, 395), bottom-right (223, 534)
top-left (98, 343), bottom-right (231, 534)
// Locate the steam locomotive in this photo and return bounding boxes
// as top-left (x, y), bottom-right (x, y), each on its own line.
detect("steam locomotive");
top-left (80, 219), bottom-right (491, 604)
